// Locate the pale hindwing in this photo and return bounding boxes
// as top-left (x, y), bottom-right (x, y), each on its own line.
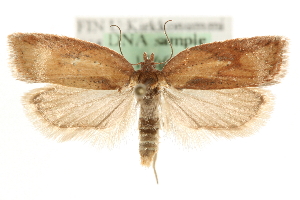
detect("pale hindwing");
top-left (160, 87), bottom-right (270, 147)
top-left (24, 85), bottom-right (138, 147)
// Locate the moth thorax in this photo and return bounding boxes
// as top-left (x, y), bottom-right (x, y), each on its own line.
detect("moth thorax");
top-left (134, 84), bottom-right (146, 99)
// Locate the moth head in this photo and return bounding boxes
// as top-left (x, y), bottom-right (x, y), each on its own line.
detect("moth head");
top-left (139, 52), bottom-right (157, 72)
top-left (143, 52), bottom-right (155, 62)
top-left (134, 83), bottom-right (147, 99)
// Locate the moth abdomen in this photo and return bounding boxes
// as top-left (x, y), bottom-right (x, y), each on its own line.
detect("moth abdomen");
top-left (139, 125), bottom-right (159, 166)
top-left (138, 98), bottom-right (160, 166)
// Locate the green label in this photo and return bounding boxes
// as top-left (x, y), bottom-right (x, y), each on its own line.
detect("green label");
top-left (104, 33), bottom-right (211, 70)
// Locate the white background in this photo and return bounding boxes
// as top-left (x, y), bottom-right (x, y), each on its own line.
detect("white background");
top-left (0, 0), bottom-right (299, 200)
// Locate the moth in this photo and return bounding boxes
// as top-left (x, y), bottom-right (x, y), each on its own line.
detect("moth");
top-left (8, 28), bottom-right (287, 183)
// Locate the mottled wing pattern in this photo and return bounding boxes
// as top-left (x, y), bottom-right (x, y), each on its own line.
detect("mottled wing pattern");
top-left (160, 36), bottom-right (287, 146)
top-left (8, 33), bottom-right (134, 90)
top-left (23, 85), bottom-right (137, 147)
top-left (162, 36), bottom-right (288, 90)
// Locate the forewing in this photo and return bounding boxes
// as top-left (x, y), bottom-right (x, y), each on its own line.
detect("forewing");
top-left (162, 36), bottom-right (288, 89)
top-left (160, 87), bottom-right (270, 146)
top-left (8, 33), bottom-right (134, 90)
top-left (24, 85), bottom-right (137, 147)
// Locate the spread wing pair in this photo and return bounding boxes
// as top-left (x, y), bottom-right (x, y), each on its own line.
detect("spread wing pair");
top-left (8, 33), bottom-right (288, 147)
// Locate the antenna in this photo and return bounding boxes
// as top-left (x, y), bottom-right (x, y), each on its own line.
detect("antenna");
top-left (153, 20), bottom-right (173, 65)
top-left (110, 24), bottom-right (123, 56)
top-left (111, 20), bottom-right (173, 67)
top-left (131, 20), bottom-right (174, 66)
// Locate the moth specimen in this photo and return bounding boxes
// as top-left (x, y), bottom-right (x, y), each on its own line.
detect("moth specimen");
top-left (8, 27), bottom-right (288, 183)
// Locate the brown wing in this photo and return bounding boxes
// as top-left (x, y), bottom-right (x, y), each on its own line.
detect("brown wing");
top-left (8, 33), bottom-right (134, 90)
top-left (162, 36), bottom-right (288, 90)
